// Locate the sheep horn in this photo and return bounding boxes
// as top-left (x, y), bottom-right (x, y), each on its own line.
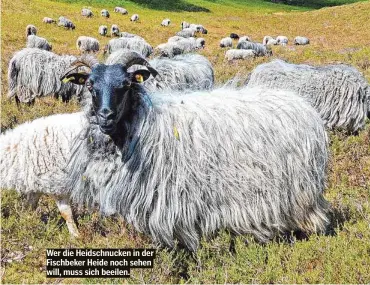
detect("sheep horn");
top-left (60, 55), bottom-right (99, 80)
top-left (118, 50), bottom-right (159, 78)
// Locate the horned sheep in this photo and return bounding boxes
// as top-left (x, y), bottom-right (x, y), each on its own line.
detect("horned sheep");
top-left (56, 51), bottom-right (330, 251)
top-left (246, 59), bottom-right (370, 133)
top-left (26, 35), bottom-right (52, 51)
top-left (76, 36), bottom-right (100, 53)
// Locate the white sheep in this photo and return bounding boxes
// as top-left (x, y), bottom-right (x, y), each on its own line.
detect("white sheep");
top-left (155, 37), bottom-right (205, 57)
top-left (238, 36), bottom-right (251, 43)
top-left (101, 9), bottom-right (110, 18)
top-left (276, 36), bottom-right (288, 46)
top-left (26, 24), bottom-right (37, 38)
top-left (130, 14), bottom-right (139, 22)
top-left (114, 7), bottom-right (128, 14)
top-left (176, 27), bottom-right (196, 38)
top-left (220, 37), bottom-right (233, 48)
top-left (98, 25), bottom-right (108, 36)
top-left (294, 36), bottom-right (310, 45)
top-left (106, 36), bottom-right (153, 57)
top-left (26, 35), bottom-right (52, 51)
top-left (76, 36), bottom-right (100, 53)
top-left (161, 18), bottom-right (171, 26)
top-left (237, 41), bottom-right (272, 56)
top-left (225, 49), bottom-right (256, 61)
top-left (81, 8), bottom-right (93, 17)
top-left (42, 17), bottom-right (55, 24)
top-left (111, 24), bottom-right (119, 37)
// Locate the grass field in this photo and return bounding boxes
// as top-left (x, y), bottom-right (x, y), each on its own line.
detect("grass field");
top-left (1, 0), bottom-right (370, 283)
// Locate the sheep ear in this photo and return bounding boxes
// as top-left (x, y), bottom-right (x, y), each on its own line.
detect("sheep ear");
top-left (61, 73), bottom-right (89, 85)
top-left (131, 70), bottom-right (151, 83)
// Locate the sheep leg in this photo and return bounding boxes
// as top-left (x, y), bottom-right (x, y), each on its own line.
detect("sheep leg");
top-left (55, 197), bottom-right (80, 238)
top-left (25, 192), bottom-right (42, 210)
top-left (118, 215), bottom-right (127, 236)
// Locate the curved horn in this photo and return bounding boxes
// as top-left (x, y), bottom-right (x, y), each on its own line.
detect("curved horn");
top-left (60, 54), bottom-right (99, 80)
top-left (118, 50), bottom-right (159, 77)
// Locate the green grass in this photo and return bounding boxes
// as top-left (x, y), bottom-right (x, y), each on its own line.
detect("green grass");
top-left (1, 0), bottom-right (370, 283)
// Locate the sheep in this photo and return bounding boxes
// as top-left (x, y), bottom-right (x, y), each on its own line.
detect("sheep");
top-left (276, 36), bottom-right (288, 46)
top-left (76, 36), bottom-right (100, 53)
top-left (130, 14), bottom-right (139, 22)
top-left (106, 37), bottom-right (153, 57)
top-left (262, 35), bottom-right (275, 45)
top-left (237, 41), bottom-right (272, 56)
top-left (161, 18), bottom-right (171, 26)
top-left (98, 25), bottom-right (108, 36)
top-left (119, 32), bottom-right (137, 38)
top-left (181, 21), bottom-right (190, 29)
top-left (0, 112), bottom-right (88, 238)
top-left (189, 24), bottom-right (207, 34)
top-left (101, 9), bottom-right (110, 18)
top-left (114, 7), bottom-right (128, 14)
top-left (59, 51), bottom-right (330, 251)
top-left (225, 49), bottom-right (256, 61)
top-left (106, 49), bottom-right (214, 91)
top-left (167, 36), bottom-right (184, 43)
top-left (58, 16), bottom-right (75, 30)
top-left (111, 24), bottom-right (120, 37)
top-left (8, 48), bottom-right (86, 103)
top-left (81, 8), bottom-right (93, 17)
top-left (230, 33), bottom-right (239, 39)
top-left (246, 59), bottom-right (370, 133)
top-left (155, 37), bottom-right (205, 58)
top-left (26, 24), bottom-right (37, 38)
top-left (294, 36), bottom-right (310, 45)
top-left (220, 37), bottom-right (233, 48)
top-left (176, 28), bottom-right (196, 38)
top-left (26, 35), bottom-right (52, 51)
top-left (238, 36), bottom-right (251, 43)
top-left (42, 17), bottom-right (55, 24)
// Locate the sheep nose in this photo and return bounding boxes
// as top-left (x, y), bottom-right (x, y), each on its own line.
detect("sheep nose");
top-left (98, 108), bottom-right (115, 121)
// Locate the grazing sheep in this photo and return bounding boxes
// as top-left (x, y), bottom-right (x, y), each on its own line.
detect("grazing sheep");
top-left (246, 59), bottom-right (370, 133)
top-left (8, 48), bottom-right (85, 103)
top-left (276, 36), bottom-right (288, 46)
top-left (81, 8), bottom-right (93, 17)
top-left (26, 24), bottom-right (37, 38)
top-left (155, 37), bottom-right (205, 58)
top-left (0, 112), bottom-right (88, 238)
top-left (130, 14), bottom-right (139, 22)
top-left (167, 36), bottom-right (184, 43)
top-left (101, 9), bottom-right (110, 18)
top-left (26, 35), bottom-right (52, 51)
top-left (189, 24), bottom-right (207, 34)
top-left (114, 7), bottom-right (128, 14)
top-left (106, 50), bottom-right (214, 91)
top-left (161, 18), bottom-right (171, 26)
top-left (176, 28), bottom-right (196, 38)
top-left (225, 49), bottom-right (256, 61)
top-left (76, 36), bottom-right (100, 53)
top-left (230, 33), bottom-right (239, 39)
top-left (262, 35), bottom-right (274, 45)
top-left (58, 16), bottom-right (75, 30)
top-left (59, 51), bottom-right (330, 251)
top-left (238, 36), bottom-right (251, 43)
top-left (220, 37), bottom-right (233, 48)
top-left (111, 24), bottom-right (120, 37)
top-left (98, 25), bottom-right (108, 36)
top-left (294, 36), bottom-right (310, 45)
top-left (106, 37), bottom-right (153, 57)
top-left (181, 21), bottom-right (190, 29)
top-left (43, 17), bottom-right (55, 24)
top-left (237, 41), bottom-right (272, 56)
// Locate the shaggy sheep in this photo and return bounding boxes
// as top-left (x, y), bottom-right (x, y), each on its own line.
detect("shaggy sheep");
top-left (106, 49), bottom-right (214, 91)
top-left (98, 25), bottom-right (108, 36)
top-left (246, 59), bottom-right (370, 133)
top-left (58, 16), bottom-right (75, 30)
top-left (101, 9), bottom-right (110, 18)
top-left (161, 18), bottom-right (171, 26)
top-left (43, 17), bottom-right (55, 24)
top-left (106, 37), bottom-right (153, 57)
top-left (225, 49), bottom-right (256, 61)
top-left (220, 37), bottom-right (233, 48)
top-left (26, 35), bottom-right (52, 51)
top-left (130, 14), bottom-right (139, 22)
top-left (181, 21), bottom-right (190, 29)
top-left (114, 7), bottom-right (128, 14)
top-left (59, 51), bottom-right (330, 251)
top-left (8, 48), bottom-right (85, 103)
top-left (26, 24), bottom-right (37, 38)
top-left (167, 36), bottom-right (184, 43)
top-left (237, 41), bottom-right (272, 56)
top-left (111, 24), bottom-right (120, 37)
top-left (189, 24), bottom-right (207, 34)
top-left (294, 36), bottom-right (310, 45)
top-left (176, 28), bottom-right (196, 38)
top-left (230, 33), bottom-right (239, 39)
top-left (276, 36), bottom-right (288, 46)
top-left (81, 8), bottom-right (93, 17)
top-left (238, 36), bottom-right (251, 43)
top-left (76, 36), bottom-right (100, 53)
top-left (262, 35), bottom-right (275, 45)
top-left (155, 37), bottom-right (205, 57)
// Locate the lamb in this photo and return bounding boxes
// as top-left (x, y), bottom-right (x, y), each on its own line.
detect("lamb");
top-left (26, 24), bottom-right (37, 38)
top-left (106, 37), bottom-right (153, 57)
top-left (8, 48), bottom-right (86, 103)
top-left (59, 51), bottom-right (330, 251)
top-left (230, 33), bottom-right (239, 39)
top-left (225, 49), bottom-right (256, 61)
top-left (114, 7), bottom-right (128, 14)
top-left (58, 16), bottom-right (75, 30)
top-left (176, 28), bottom-right (196, 38)
top-left (76, 36), bottom-right (100, 53)
top-left (101, 9), bottom-right (110, 18)
top-left (130, 14), bottom-right (139, 22)
top-left (294, 36), bottom-right (310, 45)
top-left (237, 41), bottom-right (272, 56)
top-left (111, 24), bottom-right (120, 37)
top-left (276, 36), bottom-right (288, 46)
top-left (81, 8), bottom-right (93, 17)
top-left (238, 36), bottom-right (251, 43)
top-left (106, 49), bottom-right (214, 91)
top-left (161, 18), bottom-right (171, 26)
top-left (26, 35), bottom-right (52, 51)
top-left (155, 37), bottom-right (205, 58)
top-left (98, 25), bottom-right (108, 36)
top-left (181, 21), bottom-right (190, 29)
top-left (43, 17), bottom-right (55, 24)
top-left (220, 37), bottom-right (233, 48)
top-left (246, 59), bottom-right (370, 133)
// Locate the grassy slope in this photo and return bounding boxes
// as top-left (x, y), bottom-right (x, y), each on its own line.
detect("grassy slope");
top-left (1, 0), bottom-right (370, 283)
